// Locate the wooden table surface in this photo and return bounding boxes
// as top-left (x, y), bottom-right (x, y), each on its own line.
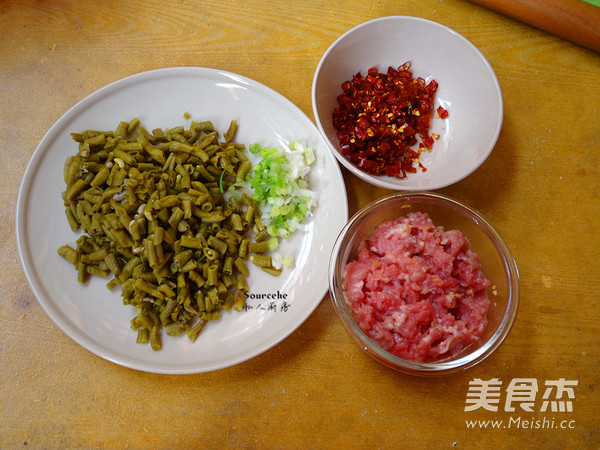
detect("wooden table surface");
top-left (1, 0), bottom-right (599, 448)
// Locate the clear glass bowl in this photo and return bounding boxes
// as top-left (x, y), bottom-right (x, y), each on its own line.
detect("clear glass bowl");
top-left (329, 192), bottom-right (519, 376)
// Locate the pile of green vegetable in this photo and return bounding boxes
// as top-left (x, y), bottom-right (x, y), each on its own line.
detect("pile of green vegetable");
top-left (247, 141), bottom-right (316, 239)
top-left (58, 118), bottom-right (316, 350)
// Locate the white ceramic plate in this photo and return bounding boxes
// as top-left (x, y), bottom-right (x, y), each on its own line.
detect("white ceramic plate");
top-left (312, 16), bottom-right (503, 190)
top-left (16, 67), bottom-right (348, 374)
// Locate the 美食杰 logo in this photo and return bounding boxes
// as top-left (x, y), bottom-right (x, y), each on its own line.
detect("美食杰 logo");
top-left (463, 378), bottom-right (578, 430)
top-left (465, 378), bottom-right (577, 412)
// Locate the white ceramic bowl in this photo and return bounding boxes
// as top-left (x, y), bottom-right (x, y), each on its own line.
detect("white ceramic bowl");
top-left (312, 16), bottom-right (503, 190)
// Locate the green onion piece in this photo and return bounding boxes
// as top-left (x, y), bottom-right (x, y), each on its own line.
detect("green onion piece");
top-left (246, 141), bottom-right (317, 239)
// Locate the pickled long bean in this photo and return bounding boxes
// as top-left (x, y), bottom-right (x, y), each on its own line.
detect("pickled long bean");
top-left (58, 118), bottom-right (261, 350)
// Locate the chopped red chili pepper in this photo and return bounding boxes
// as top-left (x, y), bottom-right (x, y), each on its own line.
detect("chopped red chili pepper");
top-left (332, 63), bottom-right (447, 178)
top-left (437, 106), bottom-right (449, 119)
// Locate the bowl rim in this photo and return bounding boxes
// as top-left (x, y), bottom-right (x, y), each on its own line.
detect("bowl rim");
top-left (328, 191), bottom-right (519, 376)
top-left (311, 15), bottom-right (504, 191)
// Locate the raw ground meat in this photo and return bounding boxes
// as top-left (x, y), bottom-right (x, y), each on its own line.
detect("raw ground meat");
top-left (343, 212), bottom-right (491, 363)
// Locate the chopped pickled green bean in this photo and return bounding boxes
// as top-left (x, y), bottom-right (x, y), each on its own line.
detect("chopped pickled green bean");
top-left (57, 245), bottom-right (79, 266)
top-left (261, 266), bottom-right (283, 277)
top-left (58, 118), bottom-right (281, 351)
top-left (223, 120), bottom-right (237, 143)
top-left (250, 254), bottom-right (272, 268)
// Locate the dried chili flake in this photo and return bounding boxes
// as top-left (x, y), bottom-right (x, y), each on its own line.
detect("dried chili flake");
top-left (332, 63), bottom-right (447, 178)
top-left (437, 106), bottom-right (449, 119)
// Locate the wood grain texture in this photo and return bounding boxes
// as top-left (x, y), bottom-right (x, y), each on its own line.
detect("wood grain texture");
top-left (1, 0), bottom-right (599, 448)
